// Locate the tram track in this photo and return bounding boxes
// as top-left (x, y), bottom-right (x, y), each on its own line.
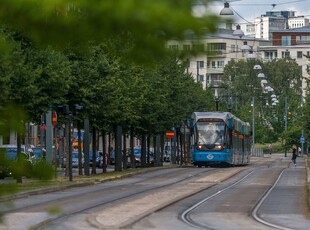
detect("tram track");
top-left (2, 167), bottom-right (219, 229)
top-left (252, 168), bottom-right (293, 230)
top-left (34, 167), bottom-right (249, 229)
top-left (179, 163), bottom-right (296, 230)
top-left (180, 169), bottom-right (256, 230)
top-left (3, 168), bottom-right (206, 213)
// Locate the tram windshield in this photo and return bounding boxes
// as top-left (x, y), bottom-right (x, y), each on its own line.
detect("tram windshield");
top-left (196, 121), bottom-right (225, 147)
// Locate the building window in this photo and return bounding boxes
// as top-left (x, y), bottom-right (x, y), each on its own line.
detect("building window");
top-left (265, 51), bottom-right (273, 60)
top-left (183, 44), bottom-right (190, 51)
top-left (212, 61), bottom-right (216, 68)
top-left (207, 43), bottom-right (226, 56)
top-left (198, 75), bottom-right (204, 82)
top-left (297, 51), bottom-right (303, 59)
top-left (197, 61), bottom-right (204, 68)
top-left (169, 45), bottom-right (178, 51)
top-left (307, 51), bottom-right (310, 56)
top-left (282, 51), bottom-right (290, 58)
top-left (231, 44), bottom-right (236, 53)
top-left (217, 61), bottom-right (224, 68)
top-left (301, 36), bottom-right (310, 41)
top-left (281, 36), bottom-right (291, 46)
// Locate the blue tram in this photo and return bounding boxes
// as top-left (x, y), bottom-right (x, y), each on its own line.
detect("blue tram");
top-left (190, 112), bottom-right (251, 167)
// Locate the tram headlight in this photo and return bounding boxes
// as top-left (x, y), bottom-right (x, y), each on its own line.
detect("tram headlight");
top-left (197, 144), bottom-right (202, 150)
top-left (215, 145), bottom-right (223, 150)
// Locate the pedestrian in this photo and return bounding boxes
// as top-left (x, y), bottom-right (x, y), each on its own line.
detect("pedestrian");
top-left (268, 143), bottom-right (272, 155)
top-left (292, 144), bottom-right (297, 167)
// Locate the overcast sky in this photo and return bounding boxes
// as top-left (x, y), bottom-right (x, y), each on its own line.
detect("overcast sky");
top-left (209, 0), bottom-right (310, 24)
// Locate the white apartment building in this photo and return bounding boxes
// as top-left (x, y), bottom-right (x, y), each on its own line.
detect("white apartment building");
top-left (166, 28), bottom-right (309, 97)
top-left (288, 16), bottom-right (310, 29)
top-left (246, 10), bottom-right (310, 40)
top-left (166, 32), bottom-right (263, 89)
top-left (252, 15), bottom-right (286, 40)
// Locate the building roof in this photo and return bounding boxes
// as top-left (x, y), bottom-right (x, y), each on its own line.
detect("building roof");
top-left (274, 25), bottom-right (310, 33)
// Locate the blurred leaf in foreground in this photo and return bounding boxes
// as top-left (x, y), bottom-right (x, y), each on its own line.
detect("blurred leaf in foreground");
top-left (0, 0), bottom-right (223, 61)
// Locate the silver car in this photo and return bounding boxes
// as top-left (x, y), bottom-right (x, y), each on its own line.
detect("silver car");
top-left (72, 151), bottom-right (84, 168)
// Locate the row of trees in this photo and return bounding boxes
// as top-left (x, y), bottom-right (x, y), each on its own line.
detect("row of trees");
top-left (0, 31), bottom-right (213, 134)
top-left (0, 1), bottom-right (224, 184)
top-left (0, 27), bottom-right (216, 174)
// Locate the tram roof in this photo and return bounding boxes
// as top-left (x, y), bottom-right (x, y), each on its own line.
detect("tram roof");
top-left (191, 112), bottom-right (232, 123)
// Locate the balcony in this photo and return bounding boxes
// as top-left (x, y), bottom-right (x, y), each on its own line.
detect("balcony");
top-left (207, 66), bottom-right (224, 74)
top-left (206, 49), bottom-right (226, 57)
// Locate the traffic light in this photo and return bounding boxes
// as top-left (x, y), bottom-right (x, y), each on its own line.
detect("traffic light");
top-left (288, 111), bottom-right (292, 120)
top-left (73, 104), bottom-right (83, 116)
top-left (58, 104), bottom-right (69, 116)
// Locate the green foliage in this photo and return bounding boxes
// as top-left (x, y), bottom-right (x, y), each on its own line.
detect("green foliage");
top-left (223, 58), bottom-right (303, 144)
top-left (31, 161), bottom-right (55, 180)
top-left (25, 47), bottom-right (72, 122)
top-left (304, 94), bottom-right (310, 140)
top-left (0, 105), bottom-right (27, 138)
top-left (61, 41), bottom-right (211, 135)
top-left (0, 0), bottom-right (222, 62)
top-left (282, 125), bottom-right (303, 149)
top-left (10, 157), bottom-right (33, 179)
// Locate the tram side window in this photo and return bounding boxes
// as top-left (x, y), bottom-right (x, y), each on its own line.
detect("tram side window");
top-left (224, 127), bottom-right (230, 148)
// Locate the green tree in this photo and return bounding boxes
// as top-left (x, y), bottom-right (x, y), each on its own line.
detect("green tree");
top-left (223, 58), bottom-right (303, 144)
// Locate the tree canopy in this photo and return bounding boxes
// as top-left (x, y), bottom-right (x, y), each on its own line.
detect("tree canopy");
top-left (222, 58), bottom-right (303, 146)
top-left (0, 1), bottom-right (224, 62)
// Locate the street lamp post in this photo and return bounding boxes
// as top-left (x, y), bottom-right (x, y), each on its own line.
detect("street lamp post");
top-left (251, 96), bottom-right (255, 155)
top-left (252, 64), bottom-right (262, 155)
top-left (214, 86), bottom-right (219, 111)
top-left (211, 80), bottom-right (226, 112)
top-left (284, 96), bottom-right (288, 157)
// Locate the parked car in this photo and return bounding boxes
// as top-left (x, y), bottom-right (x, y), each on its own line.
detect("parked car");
top-left (89, 151), bottom-right (103, 168)
top-left (133, 148), bottom-right (154, 167)
top-left (164, 151), bottom-right (171, 162)
top-left (109, 150), bottom-right (115, 165)
top-left (28, 147), bottom-right (46, 163)
top-left (61, 151), bottom-right (85, 168)
top-left (72, 151), bottom-right (84, 168)
top-left (0, 152), bottom-right (12, 179)
top-left (0, 145), bottom-right (32, 179)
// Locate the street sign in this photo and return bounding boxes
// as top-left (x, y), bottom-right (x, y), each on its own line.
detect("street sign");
top-left (166, 130), bottom-right (175, 139)
top-left (52, 111), bottom-right (57, 128)
top-left (300, 136), bottom-right (305, 143)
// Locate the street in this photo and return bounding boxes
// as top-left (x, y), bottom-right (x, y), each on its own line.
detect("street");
top-left (0, 154), bottom-right (309, 230)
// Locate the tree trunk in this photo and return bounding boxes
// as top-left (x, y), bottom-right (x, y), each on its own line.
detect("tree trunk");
top-left (101, 130), bottom-right (107, 173)
top-left (16, 132), bottom-right (23, 183)
top-left (91, 127), bottom-right (97, 174)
